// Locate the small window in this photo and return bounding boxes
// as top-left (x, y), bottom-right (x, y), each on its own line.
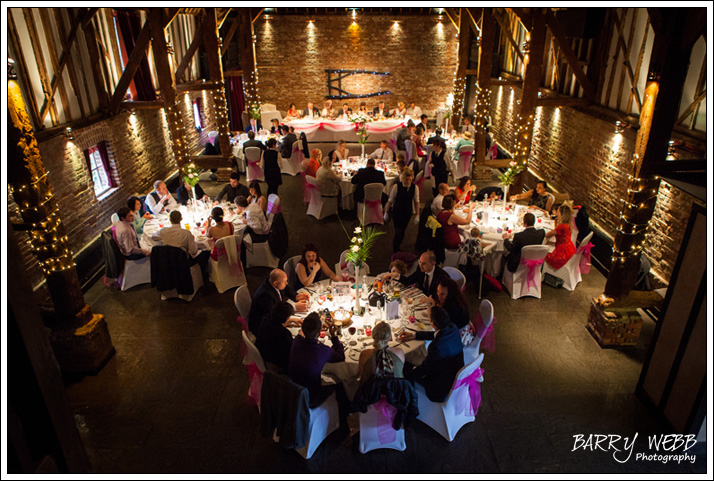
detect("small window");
top-left (83, 142), bottom-right (117, 197)
top-left (193, 99), bottom-right (204, 130)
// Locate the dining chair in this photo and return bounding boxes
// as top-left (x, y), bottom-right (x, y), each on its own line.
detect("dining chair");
top-left (502, 245), bottom-right (551, 299)
top-left (150, 245), bottom-right (204, 302)
top-left (415, 353), bottom-right (484, 442)
top-left (356, 183), bottom-right (385, 226)
top-left (267, 194), bottom-right (281, 225)
top-left (305, 175), bottom-right (338, 220)
top-left (208, 235), bottom-right (247, 294)
top-left (283, 255), bottom-right (302, 290)
top-left (242, 330), bottom-right (265, 411)
top-left (245, 147), bottom-right (265, 182)
top-left (244, 232), bottom-right (281, 269)
top-left (442, 266), bottom-right (466, 291)
top-left (464, 300), bottom-right (494, 363)
top-left (358, 396), bottom-right (408, 453)
top-left (455, 145), bottom-right (474, 179)
top-left (541, 231), bottom-right (594, 291)
top-left (281, 140), bottom-right (303, 176)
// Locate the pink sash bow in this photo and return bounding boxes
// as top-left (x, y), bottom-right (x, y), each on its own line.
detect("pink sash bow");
top-left (374, 397), bottom-right (398, 444)
top-left (473, 313), bottom-right (497, 353)
top-left (267, 200), bottom-right (282, 214)
top-left (247, 159), bottom-right (262, 180)
top-left (521, 258), bottom-right (544, 296)
top-left (458, 150), bottom-right (472, 174)
top-left (453, 367), bottom-right (484, 416)
top-left (303, 177), bottom-right (319, 204)
top-left (389, 138), bottom-right (397, 154)
top-left (577, 242), bottom-right (594, 274)
top-left (246, 363), bottom-right (263, 407)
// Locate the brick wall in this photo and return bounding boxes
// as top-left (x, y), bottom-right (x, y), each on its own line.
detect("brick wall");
top-left (255, 15), bottom-right (459, 115)
top-left (16, 91), bottom-right (216, 293)
top-left (489, 85), bottom-right (705, 282)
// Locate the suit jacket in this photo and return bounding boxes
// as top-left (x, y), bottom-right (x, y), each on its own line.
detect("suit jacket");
top-left (426, 134), bottom-right (445, 145)
top-left (396, 128), bottom-right (411, 151)
top-left (503, 227), bottom-right (546, 273)
top-left (280, 133), bottom-right (298, 158)
top-left (429, 150), bottom-right (448, 182)
top-left (401, 265), bottom-right (448, 297)
top-left (302, 108), bottom-right (320, 118)
top-left (243, 139), bottom-right (266, 153)
top-left (372, 106), bottom-right (390, 118)
top-left (351, 166), bottom-right (386, 204)
top-left (248, 278), bottom-right (298, 334)
top-left (270, 124), bottom-right (286, 135)
top-left (245, 122), bottom-right (263, 133)
top-left (176, 183), bottom-right (206, 205)
top-left (411, 323), bottom-right (464, 402)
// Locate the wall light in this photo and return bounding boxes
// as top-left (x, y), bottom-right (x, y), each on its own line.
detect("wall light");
top-left (64, 127), bottom-right (73, 141)
top-left (614, 121), bottom-right (626, 134)
top-left (666, 140), bottom-right (677, 160)
top-left (8, 58), bottom-right (17, 80)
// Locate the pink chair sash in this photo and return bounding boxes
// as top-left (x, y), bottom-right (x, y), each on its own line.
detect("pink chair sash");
top-left (212, 240), bottom-right (243, 276)
top-left (374, 397), bottom-right (398, 445)
top-left (577, 242), bottom-right (594, 274)
top-left (452, 367), bottom-right (484, 416)
top-left (473, 313), bottom-right (497, 353)
top-left (389, 138), bottom-right (397, 154)
top-left (303, 178), bottom-right (319, 204)
top-left (267, 200), bottom-right (282, 214)
top-left (521, 258), bottom-right (544, 296)
top-left (246, 363), bottom-right (263, 407)
top-left (247, 159), bottom-right (262, 180)
top-left (459, 150), bottom-right (472, 174)
top-left (236, 315), bottom-right (249, 356)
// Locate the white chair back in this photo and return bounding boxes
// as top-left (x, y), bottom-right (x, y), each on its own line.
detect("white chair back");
top-left (503, 245), bottom-right (551, 299)
top-left (456, 145), bottom-right (474, 178)
top-left (465, 299), bottom-right (494, 362)
top-left (110, 213), bottom-right (120, 224)
top-left (363, 183), bottom-right (384, 202)
top-left (522, 244), bottom-right (551, 261)
top-left (234, 285), bottom-right (253, 323)
top-left (579, 231), bottom-right (594, 248)
top-left (442, 266), bottom-right (466, 291)
top-left (404, 140), bottom-right (418, 167)
top-left (283, 255), bottom-right (302, 290)
top-left (209, 235), bottom-right (246, 293)
top-left (242, 329), bottom-right (266, 372)
top-left (245, 146), bottom-right (264, 182)
top-left (357, 183), bottom-right (385, 226)
top-left (267, 194), bottom-right (281, 224)
top-left (245, 146), bottom-right (262, 162)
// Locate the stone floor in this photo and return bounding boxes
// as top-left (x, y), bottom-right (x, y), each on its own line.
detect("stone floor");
top-left (64, 172), bottom-right (706, 474)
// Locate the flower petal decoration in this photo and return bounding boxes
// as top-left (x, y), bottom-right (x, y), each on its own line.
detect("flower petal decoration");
top-left (351, 245), bottom-right (360, 253)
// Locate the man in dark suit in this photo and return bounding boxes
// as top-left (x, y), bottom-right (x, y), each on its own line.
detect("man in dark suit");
top-left (279, 126), bottom-right (298, 159)
top-left (242, 131), bottom-right (266, 154)
top-left (502, 212), bottom-right (546, 273)
top-left (418, 114), bottom-right (429, 132)
top-left (302, 102), bottom-right (320, 119)
top-left (396, 120), bottom-right (414, 151)
top-left (245, 117), bottom-right (263, 133)
top-left (337, 102), bottom-right (352, 119)
top-left (399, 306), bottom-right (464, 402)
top-left (426, 127), bottom-right (446, 145)
top-left (351, 158), bottom-right (387, 205)
top-left (391, 251), bottom-right (448, 297)
top-left (372, 100), bottom-right (389, 118)
top-left (248, 269), bottom-right (309, 334)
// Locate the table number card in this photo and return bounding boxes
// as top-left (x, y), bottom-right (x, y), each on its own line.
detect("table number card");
top-left (386, 300), bottom-right (399, 320)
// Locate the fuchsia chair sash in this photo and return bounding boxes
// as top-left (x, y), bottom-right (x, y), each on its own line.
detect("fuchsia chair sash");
top-left (374, 397), bottom-right (398, 445)
top-left (458, 149), bottom-right (472, 174)
top-left (473, 313), bottom-right (497, 353)
top-left (303, 178), bottom-right (319, 204)
top-left (267, 200), bottom-right (282, 214)
top-left (577, 242), bottom-right (594, 274)
top-left (247, 159), bottom-right (262, 180)
top-left (389, 138), bottom-right (397, 154)
top-left (452, 367), bottom-right (485, 416)
top-left (521, 258), bottom-right (544, 296)
top-left (246, 363), bottom-right (263, 407)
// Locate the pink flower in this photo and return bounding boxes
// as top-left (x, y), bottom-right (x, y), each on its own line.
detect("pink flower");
top-left (509, 161), bottom-right (517, 167)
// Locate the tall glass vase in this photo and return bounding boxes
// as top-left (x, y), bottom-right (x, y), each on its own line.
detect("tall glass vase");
top-left (353, 263), bottom-right (362, 315)
top-left (360, 143), bottom-right (366, 160)
top-left (502, 184), bottom-right (510, 213)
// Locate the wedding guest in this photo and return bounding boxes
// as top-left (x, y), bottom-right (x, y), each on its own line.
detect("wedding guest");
top-left (428, 137), bottom-right (448, 195)
top-left (461, 116), bottom-right (476, 137)
top-left (384, 168), bottom-right (419, 253)
top-left (269, 118), bottom-right (285, 135)
top-left (358, 321), bottom-right (405, 386)
top-left (145, 180), bottom-right (179, 215)
top-left (302, 102), bottom-right (319, 119)
top-left (357, 102), bottom-right (369, 115)
top-left (286, 103), bottom-right (301, 119)
top-left (294, 243), bottom-right (339, 290)
top-left (544, 204), bottom-right (576, 270)
top-left (392, 101), bottom-right (407, 119)
top-left (321, 100), bottom-right (334, 119)
top-left (114, 207), bottom-right (151, 259)
top-left (369, 139), bottom-right (394, 162)
top-left (426, 127), bottom-right (445, 145)
top-left (407, 102), bottom-right (423, 119)
top-left (206, 206), bottom-right (234, 245)
top-left (373, 100), bottom-right (390, 118)
top-left (263, 138), bottom-right (282, 196)
top-left (214, 172), bottom-right (250, 204)
top-left (455, 177), bottom-right (476, 204)
top-left (436, 194), bottom-right (473, 250)
top-left (502, 212), bottom-right (546, 273)
top-left (255, 301), bottom-right (300, 373)
top-left (126, 196), bottom-right (152, 235)
top-left (425, 277), bottom-right (471, 339)
top-left (452, 131), bottom-right (474, 161)
top-left (303, 148), bottom-right (322, 177)
top-left (418, 114), bottom-right (429, 132)
top-left (334, 139), bottom-right (350, 161)
top-left (510, 179), bottom-right (555, 213)
top-left (245, 117), bottom-right (262, 133)
top-left (247, 180), bottom-right (268, 213)
top-left (351, 158), bottom-right (387, 205)
top-left (316, 154), bottom-right (342, 199)
top-left (242, 131), bottom-right (266, 153)
top-left (337, 102), bottom-right (352, 119)
top-left (299, 132), bottom-right (310, 159)
top-left (153, 210), bottom-right (210, 271)
top-left (176, 179), bottom-right (207, 206)
top-left (396, 120), bottom-right (414, 151)
top-left (280, 126), bottom-right (298, 159)
top-left (431, 183), bottom-right (450, 216)
top-left (249, 269), bottom-right (309, 334)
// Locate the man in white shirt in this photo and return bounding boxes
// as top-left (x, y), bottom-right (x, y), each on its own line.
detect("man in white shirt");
top-left (431, 183), bottom-right (451, 216)
top-left (418, 114), bottom-right (429, 132)
top-left (406, 102), bottom-right (422, 119)
top-left (114, 207), bottom-right (151, 259)
top-left (153, 210), bottom-right (210, 270)
top-left (461, 116), bottom-right (476, 137)
top-left (146, 180), bottom-right (180, 215)
top-left (368, 140), bottom-right (394, 162)
top-left (235, 196), bottom-right (270, 236)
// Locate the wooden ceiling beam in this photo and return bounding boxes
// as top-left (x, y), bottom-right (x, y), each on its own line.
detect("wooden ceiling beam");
top-left (494, 8), bottom-right (525, 63)
top-left (53, 8), bottom-right (87, 118)
top-left (8, 12), bottom-right (42, 128)
top-left (465, 7), bottom-right (481, 37)
top-left (175, 14), bottom-right (206, 82)
top-left (221, 11), bottom-right (241, 55)
top-left (443, 7), bottom-right (460, 32)
top-left (675, 89), bottom-right (706, 126)
top-left (252, 8), bottom-right (265, 24)
top-left (508, 7), bottom-right (531, 32)
top-left (109, 18), bottom-right (153, 113)
top-left (24, 8), bottom-right (59, 124)
top-left (546, 10), bottom-right (596, 100)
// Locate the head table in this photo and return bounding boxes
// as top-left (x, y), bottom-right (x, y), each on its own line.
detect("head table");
top-left (285, 118), bottom-right (408, 144)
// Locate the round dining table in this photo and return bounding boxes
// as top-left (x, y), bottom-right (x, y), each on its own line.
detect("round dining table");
top-left (332, 156), bottom-right (399, 210)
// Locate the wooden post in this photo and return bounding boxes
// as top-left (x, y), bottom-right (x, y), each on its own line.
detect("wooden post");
top-left (238, 8), bottom-right (258, 107)
top-left (8, 77), bottom-right (114, 374)
top-left (149, 8), bottom-right (189, 170)
top-left (604, 9), bottom-right (693, 299)
top-left (510, 8), bottom-right (546, 196)
top-left (203, 8), bottom-right (231, 157)
top-left (474, 7), bottom-right (496, 167)
top-left (451, 9), bottom-right (469, 130)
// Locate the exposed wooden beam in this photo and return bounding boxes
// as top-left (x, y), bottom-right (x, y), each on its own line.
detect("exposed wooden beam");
top-left (80, 8), bottom-right (99, 28)
top-left (34, 112), bottom-right (108, 142)
top-left (218, 8), bottom-right (233, 28)
top-left (221, 11), bottom-right (241, 55)
top-left (627, 17), bottom-right (649, 112)
top-left (53, 8), bottom-right (87, 118)
top-left (82, 11), bottom-right (110, 111)
top-left (119, 100), bottom-right (165, 110)
top-left (604, 8), bottom-right (628, 107)
top-left (163, 7), bottom-right (180, 28)
top-left (8, 11), bottom-right (42, 129)
top-left (494, 9), bottom-right (525, 63)
top-left (610, 9), bottom-right (643, 111)
top-left (176, 81), bottom-right (224, 92)
top-left (589, 8), bottom-right (613, 104)
top-left (203, 7), bottom-right (231, 158)
top-left (465, 7), bottom-right (481, 38)
top-left (24, 8), bottom-right (59, 124)
top-left (546, 10), bottom-right (596, 100)
top-left (491, 79), bottom-right (523, 86)
top-left (443, 8), bottom-right (460, 32)
top-left (109, 19), bottom-right (153, 114)
top-left (252, 8), bottom-right (265, 24)
top-left (689, 53), bottom-right (707, 129)
top-left (39, 9), bottom-right (71, 122)
top-left (675, 89), bottom-right (707, 126)
top-left (474, 7), bottom-right (496, 166)
top-left (648, 159), bottom-right (707, 174)
top-left (536, 96), bottom-right (591, 107)
top-left (224, 69), bottom-right (244, 77)
top-left (185, 155), bottom-right (234, 169)
top-left (507, 7), bottom-right (531, 33)
top-left (175, 15), bottom-right (205, 82)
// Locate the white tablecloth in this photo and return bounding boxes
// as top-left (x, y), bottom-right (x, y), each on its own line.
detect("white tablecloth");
top-left (333, 157), bottom-right (399, 210)
top-left (285, 119), bottom-right (408, 144)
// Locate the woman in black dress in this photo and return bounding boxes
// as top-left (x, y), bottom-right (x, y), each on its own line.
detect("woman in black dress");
top-left (429, 137), bottom-right (448, 197)
top-left (299, 132), bottom-right (310, 159)
top-left (263, 138), bottom-right (282, 196)
top-left (385, 167), bottom-right (419, 253)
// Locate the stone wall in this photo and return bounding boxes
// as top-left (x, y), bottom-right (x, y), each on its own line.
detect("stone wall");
top-left (15, 91), bottom-right (216, 294)
top-left (488, 85), bottom-right (705, 282)
top-left (254, 15), bottom-right (459, 115)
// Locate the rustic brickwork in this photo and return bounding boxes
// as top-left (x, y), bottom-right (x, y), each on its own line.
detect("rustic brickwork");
top-left (254, 15), bottom-right (459, 115)
top-left (489, 85), bottom-right (705, 282)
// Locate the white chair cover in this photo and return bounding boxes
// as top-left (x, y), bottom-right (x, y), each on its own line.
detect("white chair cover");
top-left (443, 247), bottom-right (466, 269)
top-left (442, 266), bottom-right (466, 291)
top-left (234, 285), bottom-right (255, 344)
top-left (305, 175), bottom-right (338, 220)
top-left (282, 140), bottom-right (303, 176)
top-left (454, 145), bottom-right (474, 179)
top-left (542, 231), bottom-right (593, 291)
top-left (502, 245), bottom-right (551, 299)
top-left (425, 144), bottom-right (434, 177)
top-left (356, 183), bottom-right (384, 226)
top-left (245, 147), bottom-right (264, 182)
top-left (267, 194), bottom-right (281, 225)
top-left (283, 255), bottom-right (301, 291)
top-left (160, 263), bottom-right (204, 302)
top-left (358, 398), bottom-right (407, 453)
top-left (404, 140), bottom-right (419, 170)
top-left (245, 233), bottom-right (280, 269)
top-left (242, 330), bottom-right (265, 412)
top-left (464, 300), bottom-right (494, 363)
top-left (293, 391), bottom-right (340, 459)
top-left (209, 235), bottom-right (247, 294)
top-left (110, 213), bottom-right (120, 224)
top-left (120, 256), bottom-right (152, 291)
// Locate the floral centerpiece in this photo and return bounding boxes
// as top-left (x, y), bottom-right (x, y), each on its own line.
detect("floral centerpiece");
top-left (348, 112), bottom-right (371, 159)
top-left (182, 162), bottom-right (201, 204)
top-left (497, 161), bottom-right (525, 211)
top-left (339, 212), bottom-right (385, 314)
top-left (247, 103), bottom-right (261, 121)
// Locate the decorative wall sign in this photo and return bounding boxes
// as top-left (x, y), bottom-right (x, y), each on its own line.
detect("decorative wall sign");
top-left (325, 68), bottom-right (391, 99)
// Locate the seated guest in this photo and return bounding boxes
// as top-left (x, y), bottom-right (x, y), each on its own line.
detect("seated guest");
top-left (399, 306), bottom-right (464, 402)
top-left (303, 148), bottom-right (322, 177)
top-left (316, 154), bottom-right (342, 199)
top-left (369, 139), bottom-right (394, 162)
top-left (544, 204), bottom-right (576, 270)
top-left (357, 101), bottom-right (369, 115)
top-left (202, 133), bottom-right (220, 155)
top-left (455, 177), bottom-right (476, 204)
top-left (510, 179), bottom-right (555, 214)
top-left (418, 114), bottom-right (429, 132)
top-left (234, 195), bottom-right (269, 241)
top-left (153, 210), bottom-right (210, 270)
top-left (373, 100), bottom-right (389, 118)
top-left (299, 132), bottom-right (310, 159)
top-left (351, 158), bottom-right (387, 204)
top-left (146, 180), bottom-right (180, 215)
top-left (436, 194), bottom-right (473, 250)
top-left (428, 138), bottom-right (448, 195)
top-left (289, 313), bottom-right (345, 407)
top-left (334, 139), bottom-right (349, 161)
top-left (426, 127), bottom-right (445, 145)
top-left (127, 196), bottom-right (152, 236)
top-left (321, 100), bottom-right (334, 119)
top-left (263, 138), bottom-right (282, 196)
top-left (395, 157), bottom-right (406, 175)
top-left (406, 102), bottom-right (422, 119)
top-left (206, 206), bottom-right (234, 248)
top-left (269, 118), bottom-right (285, 135)
top-left (279, 126), bottom-right (298, 159)
top-left (176, 179), bottom-right (207, 206)
top-left (461, 116), bottom-right (476, 137)
top-left (385, 251), bottom-right (447, 297)
top-left (396, 120), bottom-right (414, 151)
top-left (373, 259), bottom-right (408, 287)
top-left (425, 277), bottom-right (471, 344)
top-left (249, 268), bottom-right (309, 334)
top-left (337, 102), bottom-right (352, 119)
top-left (114, 207), bottom-right (151, 259)
top-left (412, 124), bottom-right (427, 157)
top-left (247, 180), bottom-right (268, 213)
top-left (295, 243), bottom-right (339, 290)
top-left (302, 102), bottom-right (320, 119)
top-left (452, 131), bottom-right (474, 160)
top-left (242, 131), bottom-right (266, 153)
top-left (474, 185), bottom-right (504, 202)
top-left (286, 103), bottom-right (301, 119)
top-left (255, 301), bottom-right (300, 373)
top-left (502, 212), bottom-right (546, 273)
top-left (431, 183), bottom-right (450, 216)
top-left (245, 117), bottom-right (262, 133)
top-left (214, 172), bottom-right (250, 204)
top-left (358, 321), bottom-right (405, 386)
top-left (392, 101), bottom-right (407, 119)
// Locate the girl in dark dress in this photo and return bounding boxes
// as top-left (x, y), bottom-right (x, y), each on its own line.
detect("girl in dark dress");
top-left (263, 138), bottom-right (282, 196)
top-left (385, 168), bottom-right (419, 253)
top-left (294, 243), bottom-right (339, 291)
